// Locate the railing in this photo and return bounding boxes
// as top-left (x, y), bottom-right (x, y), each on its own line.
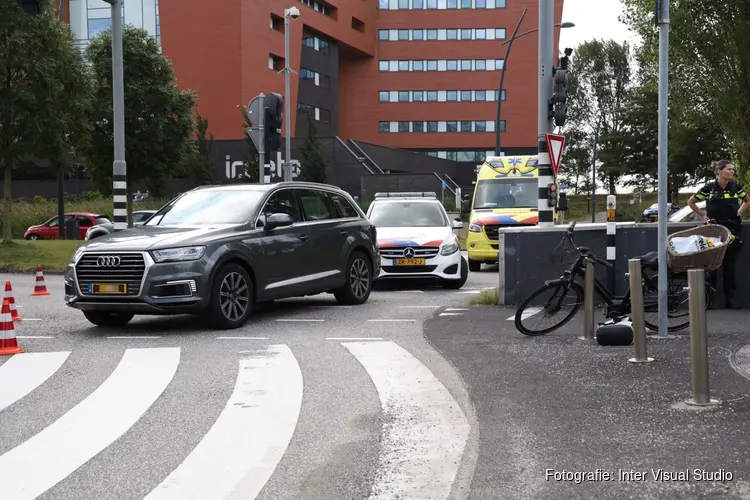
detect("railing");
top-left (334, 137), bottom-right (376, 175)
top-left (432, 173), bottom-right (461, 208)
top-left (347, 140), bottom-right (385, 174)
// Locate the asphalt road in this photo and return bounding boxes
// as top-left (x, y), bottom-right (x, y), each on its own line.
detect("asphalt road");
top-left (0, 260), bottom-right (499, 500)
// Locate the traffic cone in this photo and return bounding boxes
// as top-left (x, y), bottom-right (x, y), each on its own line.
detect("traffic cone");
top-left (0, 299), bottom-right (23, 355)
top-left (32, 264), bottom-right (50, 296)
top-left (4, 281), bottom-right (21, 321)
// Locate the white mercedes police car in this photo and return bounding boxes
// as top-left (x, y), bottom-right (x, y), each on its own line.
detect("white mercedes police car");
top-left (366, 192), bottom-right (468, 289)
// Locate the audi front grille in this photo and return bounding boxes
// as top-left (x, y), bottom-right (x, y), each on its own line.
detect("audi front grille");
top-left (75, 253), bottom-right (146, 296)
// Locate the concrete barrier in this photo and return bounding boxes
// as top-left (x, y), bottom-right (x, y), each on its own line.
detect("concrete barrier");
top-left (497, 221), bottom-right (750, 308)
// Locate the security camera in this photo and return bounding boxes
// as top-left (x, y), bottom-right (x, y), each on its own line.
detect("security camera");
top-left (285, 6), bottom-right (300, 20)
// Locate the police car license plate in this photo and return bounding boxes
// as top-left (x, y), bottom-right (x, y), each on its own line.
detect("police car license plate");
top-left (393, 258), bottom-right (425, 266)
top-left (90, 283), bottom-right (127, 294)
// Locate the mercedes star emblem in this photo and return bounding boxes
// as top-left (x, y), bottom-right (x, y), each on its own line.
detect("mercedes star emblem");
top-left (96, 256), bottom-right (122, 267)
top-left (403, 247), bottom-right (415, 258)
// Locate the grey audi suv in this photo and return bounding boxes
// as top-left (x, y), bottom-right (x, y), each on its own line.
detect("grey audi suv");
top-left (63, 182), bottom-right (379, 329)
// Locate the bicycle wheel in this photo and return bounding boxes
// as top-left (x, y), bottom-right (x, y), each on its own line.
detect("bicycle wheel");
top-left (515, 281), bottom-right (584, 336)
top-left (642, 276), bottom-right (711, 332)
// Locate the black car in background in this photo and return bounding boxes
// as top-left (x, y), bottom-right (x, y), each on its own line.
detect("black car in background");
top-left (64, 182), bottom-right (379, 329)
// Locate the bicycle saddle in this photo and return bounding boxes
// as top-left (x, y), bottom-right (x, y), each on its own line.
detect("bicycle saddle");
top-left (637, 251), bottom-right (659, 270)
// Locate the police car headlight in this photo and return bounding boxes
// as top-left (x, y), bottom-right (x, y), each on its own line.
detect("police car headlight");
top-left (468, 223), bottom-right (482, 233)
top-left (440, 237), bottom-right (460, 255)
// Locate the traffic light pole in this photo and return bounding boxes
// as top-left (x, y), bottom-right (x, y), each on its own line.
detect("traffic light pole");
top-left (104, 0), bottom-right (128, 231)
top-left (656, 0), bottom-right (670, 337)
top-left (537, 0), bottom-right (555, 228)
top-left (258, 93), bottom-right (265, 184)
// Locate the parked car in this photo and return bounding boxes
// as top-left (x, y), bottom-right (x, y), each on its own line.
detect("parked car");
top-left (24, 212), bottom-right (110, 240)
top-left (64, 182), bottom-right (379, 329)
top-left (85, 210), bottom-right (158, 240)
top-left (669, 201), bottom-right (706, 223)
top-left (640, 202), bottom-right (680, 222)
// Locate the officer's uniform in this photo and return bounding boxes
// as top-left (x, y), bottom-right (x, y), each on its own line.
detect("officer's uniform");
top-left (694, 179), bottom-right (746, 306)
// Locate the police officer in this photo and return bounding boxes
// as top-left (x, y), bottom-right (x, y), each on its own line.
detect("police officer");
top-left (687, 159), bottom-right (750, 308)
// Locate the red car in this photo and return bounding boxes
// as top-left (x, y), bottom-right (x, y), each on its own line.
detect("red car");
top-left (24, 212), bottom-right (111, 240)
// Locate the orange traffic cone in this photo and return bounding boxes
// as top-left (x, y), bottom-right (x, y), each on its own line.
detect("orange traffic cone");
top-left (4, 281), bottom-right (21, 321)
top-left (32, 264), bottom-right (50, 296)
top-left (0, 299), bottom-right (23, 355)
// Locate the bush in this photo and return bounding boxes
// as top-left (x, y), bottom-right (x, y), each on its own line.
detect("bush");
top-left (0, 194), bottom-right (167, 239)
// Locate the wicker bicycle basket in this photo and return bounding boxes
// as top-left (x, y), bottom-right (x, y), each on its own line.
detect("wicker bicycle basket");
top-left (667, 224), bottom-right (733, 273)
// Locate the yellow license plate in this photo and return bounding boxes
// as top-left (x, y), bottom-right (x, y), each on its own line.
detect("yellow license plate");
top-left (91, 283), bottom-right (127, 294)
top-left (394, 258), bottom-right (425, 266)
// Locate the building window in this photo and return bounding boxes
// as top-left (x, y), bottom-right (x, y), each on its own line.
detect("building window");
top-left (446, 60), bottom-right (458, 71)
top-left (379, 61), bottom-right (389, 71)
top-left (427, 29), bottom-right (438, 40)
top-left (412, 60), bottom-right (424, 71)
top-left (413, 29), bottom-right (423, 40)
top-left (461, 29), bottom-right (472, 39)
top-left (379, 91), bottom-right (389, 102)
top-left (376, 120), bottom-right (505, 133)
top-left (427, 91), bottom-right (438, 102)
top-left (460, 90), bottom-right (472, 101)
top-left (269, 54), bottom-right (284, 71)
top-left (446, 29), bottom-right (457, 40)
top-left (88, 18), bottom-right (112, 38)
top-left (447, 0), bottom-right (457, 8)
top-left (460, 60), bottom-right (472, 71)
top-left (379, 30), bottom-right (389, 40)
top-left (300, 68), bottom-right (315, 80)
top-left (427, 60), bottom-right (438, 71)
top-left (398, 91), bottom-right (410, 102)
top-left (413, 0), bottom-right (423, 7)
top-left (446, 91), bottom-right (457, 101)
top-left (413, 91), bottom-right (424, 101)
top-left (319, 74), bottom-right (330, 88)
top-left (475, 90), bottom-right (486, 101)
top-left (379, 0), bottom-right (506, 8)
top-left (398, 29), bottom-right (409, 40)
top-left (319, 108), bottom-right (331, 123)
top-left (427, 0), bottom-right (437, 8)
top-left (379, 89), bottom-right (505, 102)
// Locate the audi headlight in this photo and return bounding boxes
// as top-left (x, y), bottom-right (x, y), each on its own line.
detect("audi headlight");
top-left (151, 246), bottom-right (206, 263)
top-left (468, 223), bottom-right (482, 233)
top-left (440, 236), bottom-right (460, 255)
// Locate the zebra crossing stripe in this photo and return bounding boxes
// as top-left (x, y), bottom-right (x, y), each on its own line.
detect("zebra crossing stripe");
top-left (0, 347), bottom-right (180, 500)
top-left (0, 351), bottom-right (70, 413)
top-left (341, 341), bottom-right (470, 499)
top-left (142, 345), bottom-right (303, 500)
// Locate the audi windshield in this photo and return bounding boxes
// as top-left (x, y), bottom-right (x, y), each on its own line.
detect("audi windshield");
top-left (143, 189), bottom-right (266, 226)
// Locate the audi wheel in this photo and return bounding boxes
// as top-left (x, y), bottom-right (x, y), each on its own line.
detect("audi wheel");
top-left (333, 250), bottom-right (372, 305)
top-left (208, 263), bottom-right (254, 329)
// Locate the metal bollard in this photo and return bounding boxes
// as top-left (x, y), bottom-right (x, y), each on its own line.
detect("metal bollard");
top-left (582, 258), bottom-right (595, 340)
top-left (685, 269), bottom-right (719, 406)
top-left (628, 259), bottom-right (653, 363)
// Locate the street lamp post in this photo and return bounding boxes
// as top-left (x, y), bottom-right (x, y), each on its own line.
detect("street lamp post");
top-left (103, 0), bottom-right (128, 230)
top-left (495, 19), bottom-right (575, 156)
top-left (283, 6), bottom-right (300, 182)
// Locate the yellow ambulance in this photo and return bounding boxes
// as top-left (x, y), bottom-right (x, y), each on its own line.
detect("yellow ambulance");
top-left (465, 155), bottom-right (553, 271)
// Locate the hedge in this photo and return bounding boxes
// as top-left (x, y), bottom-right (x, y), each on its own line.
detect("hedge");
top-left (0, 194), bottom-right (167, 239)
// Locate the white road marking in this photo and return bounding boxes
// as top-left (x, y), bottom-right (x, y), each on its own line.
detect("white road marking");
top-left (0, 347), bottom-right (180, 500)
top-left (457, 290), bottom-right (481, 294)
top-left (507, 307), bottom-right (542, 321)
top-left (142, 345), bottom-right (303, 500)
top-left (341, 341), bottom-right (470, 499)
top-left (0, 351), bottom-right (70, 412)
top-left (18, 318), bottom-right (41, 321)
top-left (217, 336), bottom-right (270, 340)
top-left (398, 290), bottom-right (424, 293)
top-left (276, 318), bottom-right (325, 322)
top-left (16, 335), bottom-right (55, 339)
top-left (367, 319), bottom-right (418, 322)
top-left (439, 313), bottom-right (463, 317)
top-left (326, 337), bottom-right (384, 341)
top-left (445, 308), bottom-right (469, 311)
top-left (107, 336), bottom-right (162, 339)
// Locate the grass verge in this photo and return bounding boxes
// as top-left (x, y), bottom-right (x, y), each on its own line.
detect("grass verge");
top-left (0, 240), bottom-right (83, 273)
top-left (469, 287), bottom-right (499, 306)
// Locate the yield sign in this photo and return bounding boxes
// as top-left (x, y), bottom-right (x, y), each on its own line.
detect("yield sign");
top-left (545, 133), bottom-right (565, 176)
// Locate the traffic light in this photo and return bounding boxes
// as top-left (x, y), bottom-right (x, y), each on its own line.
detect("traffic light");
top-left (552, 69), bottom-right (567, 127)
top-left (547, 183), bottom-right (558, 208)
top-left (263, 93), bottom-right (283, 154)
top-left (16, 0), bottom-right (41, 14)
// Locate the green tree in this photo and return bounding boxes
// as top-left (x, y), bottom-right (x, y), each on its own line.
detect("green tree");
top-left (84, 25), bottom-right (196, 222)
top-left (240, 105), bottom-right (260, 182)
top-left (567, 39), bottom-right (633, 193)
top-left (620, 0), bottom-right (750, 171)
top-left (0, 0), bottom-right (94, 242)
top-left (183, 114), bottom-right (218, 186)
top-left (557, 126), bottom-right (592, 195)
top-left (297, 110), bottom-right (327, 183)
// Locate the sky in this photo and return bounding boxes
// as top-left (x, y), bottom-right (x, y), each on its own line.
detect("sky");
top-left (557, 0), bottom-right (642, 52)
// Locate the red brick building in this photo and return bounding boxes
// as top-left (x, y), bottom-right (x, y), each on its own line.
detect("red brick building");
top-left (157, 0), bottom-right (565, 164)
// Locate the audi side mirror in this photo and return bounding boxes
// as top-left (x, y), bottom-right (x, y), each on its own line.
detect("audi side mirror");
top-left (264, 213), bottom-right (294, 231)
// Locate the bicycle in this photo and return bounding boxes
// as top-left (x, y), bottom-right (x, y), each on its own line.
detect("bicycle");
top-left (514, 221), bottom-right (714, 336)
